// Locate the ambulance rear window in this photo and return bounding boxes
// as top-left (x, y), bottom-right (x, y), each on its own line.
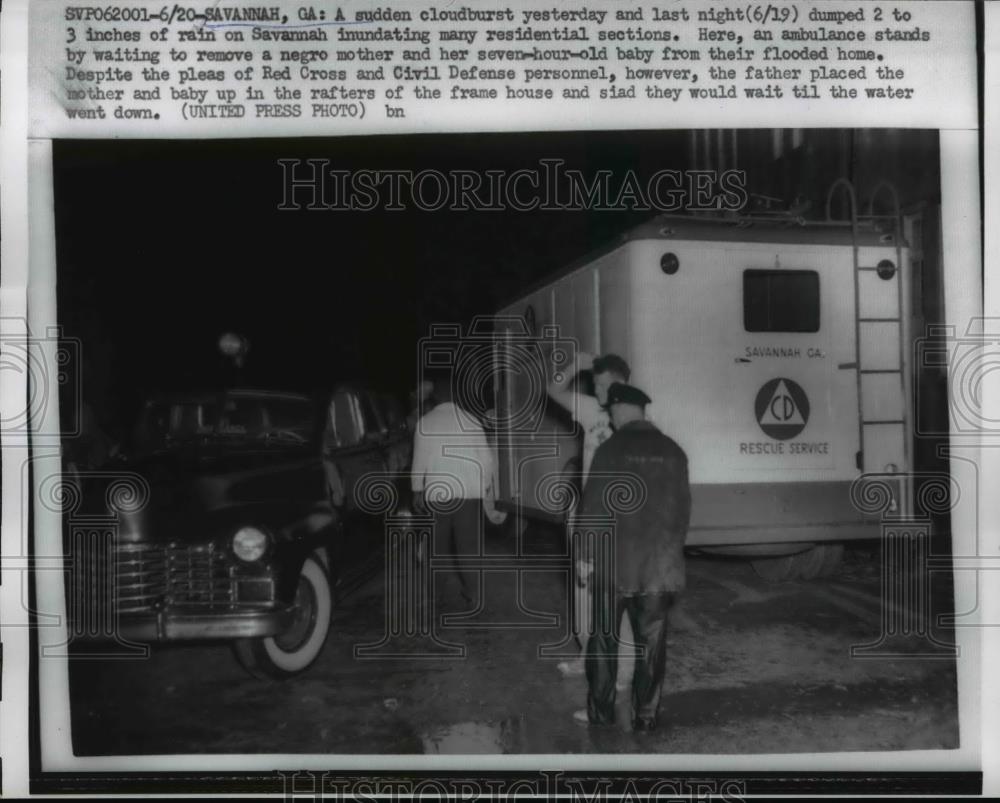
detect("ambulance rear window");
top-left (743, 270), bottom-right (819, 333)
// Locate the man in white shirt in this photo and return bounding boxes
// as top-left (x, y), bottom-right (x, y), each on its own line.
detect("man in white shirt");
top-left (412, 375), bottom-right (497, 612)
top-left (548, 352), bottom-right (635, 681)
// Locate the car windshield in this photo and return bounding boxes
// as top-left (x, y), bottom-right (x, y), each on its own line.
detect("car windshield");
top-left (262, 399), bottom-right (315, 440)
top-left (135, 395), bottom-right (314, 449)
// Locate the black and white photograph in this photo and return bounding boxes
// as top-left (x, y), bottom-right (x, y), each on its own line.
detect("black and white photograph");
top-left (46, 128), bottom-right (964, 762)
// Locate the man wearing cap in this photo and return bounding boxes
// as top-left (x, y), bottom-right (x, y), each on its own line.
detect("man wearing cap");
top-left (575, 382), bottom-right (690, 731)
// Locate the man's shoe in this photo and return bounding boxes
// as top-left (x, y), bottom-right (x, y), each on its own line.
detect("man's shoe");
top-left (557, 658), bottom-right (585, 677)
top-left (632, 718), bottom-right (658, 732)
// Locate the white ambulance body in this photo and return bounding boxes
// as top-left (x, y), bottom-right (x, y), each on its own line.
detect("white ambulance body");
top-left (493, 215), bottom-right (911, 562)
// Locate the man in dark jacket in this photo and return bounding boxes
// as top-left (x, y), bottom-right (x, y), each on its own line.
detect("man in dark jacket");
top-left (575, 382), bottom-right (691, 730)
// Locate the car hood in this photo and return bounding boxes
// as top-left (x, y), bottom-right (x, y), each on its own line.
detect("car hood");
top-left (81, 443), bottom-right (322, 544)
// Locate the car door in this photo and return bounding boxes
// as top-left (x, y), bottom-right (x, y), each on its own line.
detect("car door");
top-left (323, 388), bottom-right (388, 581)
top-left (376, 392), bottom-right (411, 475)
top-left (324, 388), bottom-right (370, 508)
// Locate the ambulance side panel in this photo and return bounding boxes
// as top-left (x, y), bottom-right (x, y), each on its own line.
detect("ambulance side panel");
top-left (496, 248), bottom-right (628, 518)
top-left (597, 251), bottom-right (633, 369)
top-left (495, 288), bottom-right (556, 515)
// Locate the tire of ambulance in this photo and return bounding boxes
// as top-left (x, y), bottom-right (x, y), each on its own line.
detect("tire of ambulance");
top-left (790, 545), bottom-right (827, 580)
top-left (234, 554), bottom-right (333, 680)
top-left (750, 554), bottom-right (797, 582)
top-left (816, 543), bottom-right (845, 578)
top-left (752, 544), bottom-right (844, 582)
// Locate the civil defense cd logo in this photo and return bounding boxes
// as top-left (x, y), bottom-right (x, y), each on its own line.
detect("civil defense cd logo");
top-left (755, 378), bottom-right (810, 440)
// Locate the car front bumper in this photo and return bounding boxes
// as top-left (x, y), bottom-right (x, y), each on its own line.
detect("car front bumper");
top-left (115, 605), bottom-right (296, 642)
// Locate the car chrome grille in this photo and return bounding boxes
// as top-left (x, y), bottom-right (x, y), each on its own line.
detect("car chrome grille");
top-left (115, 545), bottom-right (168, 612)
top-left (115, 542), bottom-right (242, 613)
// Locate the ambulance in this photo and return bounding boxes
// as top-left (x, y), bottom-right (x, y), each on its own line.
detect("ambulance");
top-left (491, 197), bottom-right (912, 580)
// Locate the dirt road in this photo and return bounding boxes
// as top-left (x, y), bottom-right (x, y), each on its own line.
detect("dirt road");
top-left (69, 529), bottom-right (959, 756)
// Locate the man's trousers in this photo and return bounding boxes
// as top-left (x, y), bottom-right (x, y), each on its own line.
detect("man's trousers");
top-left (585, 591), bottom-right (674, 728)
top-left (433, 498), bottom-right (482, 608)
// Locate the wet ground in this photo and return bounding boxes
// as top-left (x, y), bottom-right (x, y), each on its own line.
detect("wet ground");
top-left (69, 527), bottom-right (959, 756)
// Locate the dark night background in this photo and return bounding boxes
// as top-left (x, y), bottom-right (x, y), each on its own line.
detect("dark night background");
top-left (54, 129), bottom-right (942, 448)
top-left (54, 131), bottom-right (695, 440)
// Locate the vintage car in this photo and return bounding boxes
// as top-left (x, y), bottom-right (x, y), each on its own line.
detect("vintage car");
top-left (71, 385), bottom-right (411, 679)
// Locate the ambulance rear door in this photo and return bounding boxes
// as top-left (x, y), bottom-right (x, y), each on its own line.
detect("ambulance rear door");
top-left (725, 244), bottom-right (858, 485)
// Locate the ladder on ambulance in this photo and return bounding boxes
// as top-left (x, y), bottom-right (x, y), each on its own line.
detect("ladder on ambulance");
top-left (827, 178), bottom-right (910, 514)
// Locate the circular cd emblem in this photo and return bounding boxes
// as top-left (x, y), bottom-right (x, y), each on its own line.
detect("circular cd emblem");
top-left (755, 378), bottom-right (810, 440)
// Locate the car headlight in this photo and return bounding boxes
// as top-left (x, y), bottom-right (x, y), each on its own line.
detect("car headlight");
top-left (232, 526), bottom-right (269, 563)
